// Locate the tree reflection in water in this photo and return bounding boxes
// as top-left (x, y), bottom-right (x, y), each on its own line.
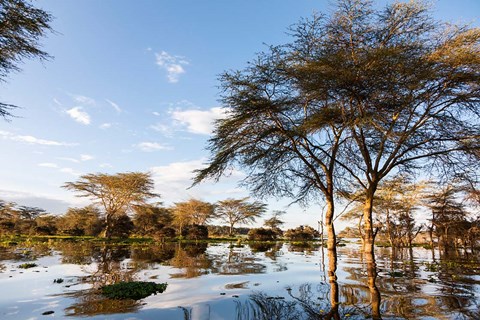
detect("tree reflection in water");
top-left (235, 248), bottom-right (354, 320)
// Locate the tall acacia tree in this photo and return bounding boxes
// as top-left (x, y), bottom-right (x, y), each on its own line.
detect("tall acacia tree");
top-left (301, 0), bottom-right (480, 253)
top-left (0, 0), bottom-right (53, 118)
top-left (63, 172), bottom-right (158, 238)
top-left (193, 17), bottom-right (349, 252)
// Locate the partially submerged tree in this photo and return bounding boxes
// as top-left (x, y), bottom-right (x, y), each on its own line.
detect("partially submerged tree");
top-left (0, 0), bottom-right (53, 119)
top-left (195, 0), bottom-right (479, 255)
top-left (63, 172), bottom-right (158, 238)
top-left (215, 198), bottom-right (267, 236)
top-left (320, 0), bottom-right (480, 253)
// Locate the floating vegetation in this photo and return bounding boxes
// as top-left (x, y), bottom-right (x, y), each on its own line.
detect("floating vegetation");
top-left (18, 262), bottom-right (37, 269)
top-left (101, 281), bottom-right (167, 300)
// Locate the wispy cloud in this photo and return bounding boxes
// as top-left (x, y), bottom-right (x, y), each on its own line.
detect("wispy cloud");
top-left (105, 99), bottom-right (122, 113)
top-left (59, 167), bottom-right (81, 176)
top-left (57, 154), bottom-right (94, 163)
top-left (150, 159), bottom-right (246, 203)
top-left (80, 154), bottom-right (94, 161)
top-left (135, 142), bottom-right (172, 152)
top-left (155, 51), bottom-right (189, 83)
top-left (38, 163), bottom-right (59, 168)
top-left (99, 123), bottom-right (112, 129)
top-left (72, 94), bottom-right (96, 106)
top-left (66, 107), bottom-right (91, 125)
top-left (0, 130), bottom-right (75, 146)
top-left (171, 107), bottom-right (228, 135)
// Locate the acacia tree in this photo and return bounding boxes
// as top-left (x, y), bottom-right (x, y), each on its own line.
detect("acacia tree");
top-left (264, 210), bottom-right (285, 230)
top-left (0, 0), bottom-right (53, 118)
top-left (193, 17), bottom-right (349, 253)
top-left (63, 172), bottom-right (158, 238)
top-left (426, 185), bottom-right (468, 249)
top-left (293, 0), bottom-right (480, 253)
top-left (215, 198), bottom-right (266, 236)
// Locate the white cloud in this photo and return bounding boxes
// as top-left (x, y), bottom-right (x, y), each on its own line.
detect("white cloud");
top-left (57, 154), bottom-right (94, 163)
top-left (150, 123), bottom-right (173, 136)
top-left (66, 107), bottom-right (91, 125)
top-left (80, 154), bottom-right (94, 161)
top-left (135, 142), bottom-right (172, 152)
top-left (150, 159), bottom-right (246, 204)
top-left (72, 94), bottom-right (96, 106)
top-left (152, 111), bottom-right (160, 116)
top-left (0, 130), bottom-right (75, 146)
top-left (60, 167), bottom-right (80, 176)
top-left (155, 51), bottom-right (189, 83)
top-left (99, 163), bottom-right (113, 168)
top-left (38, 163), bottom-right (59, 168)
top-left (105, 99), bottom-right (122, 113)
top-left (99, 123), bottom-right (112, 129)
top-left (57, 157), bottom-right (79, 163)
top-left (171, 107), bottom-right (228, 135)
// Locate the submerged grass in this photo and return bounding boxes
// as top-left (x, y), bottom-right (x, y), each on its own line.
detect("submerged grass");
top-left (101, 281), bottom-right (168, 300)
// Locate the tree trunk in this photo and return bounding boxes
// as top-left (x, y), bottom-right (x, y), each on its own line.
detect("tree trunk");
top-left (103, 213), bottom-right (112, 238)
top-left (324, 196), bottom-right (336, 252)
top-left (362, 186), bottom-right (376, 254)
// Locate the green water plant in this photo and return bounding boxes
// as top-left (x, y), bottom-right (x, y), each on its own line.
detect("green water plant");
top-left (101, 281), bottom-right (167, 300)
top-left (18, 263), bottom-right (37, 269)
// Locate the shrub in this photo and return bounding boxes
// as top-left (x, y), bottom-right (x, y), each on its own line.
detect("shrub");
top-left (181, 224), bottom-right (209, 240)
top-left (248, 228), bottom-right (277, 241)
top-left (284, 226), bottom-right (319, 241)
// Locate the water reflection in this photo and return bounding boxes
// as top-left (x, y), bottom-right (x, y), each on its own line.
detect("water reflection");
top-left (0, 240), bottom-right (479, 319)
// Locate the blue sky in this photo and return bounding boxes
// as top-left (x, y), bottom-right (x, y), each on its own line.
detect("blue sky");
top-left (0, 0), bottom-right (478, 229)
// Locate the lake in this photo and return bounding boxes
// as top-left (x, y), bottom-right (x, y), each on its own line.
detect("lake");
top-left (0, 240), bottom-right (478, 319)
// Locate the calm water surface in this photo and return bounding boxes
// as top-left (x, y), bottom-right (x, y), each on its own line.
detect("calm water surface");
top-left (0, 240), bottom-right (478, 319)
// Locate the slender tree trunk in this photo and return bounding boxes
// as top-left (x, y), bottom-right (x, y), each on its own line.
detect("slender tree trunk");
top-left (103, 213), bottom-right (112, 238)
top-left (362, 186), bottom-right (377, 254)
top-left (324, 196), bottom-right (336, 252)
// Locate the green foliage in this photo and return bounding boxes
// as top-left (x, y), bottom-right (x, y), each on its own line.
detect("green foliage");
top-left (284, 226), bottom-right (319, 241)
top-left (248, 228), bottom-right (277, 241)
top-left (181, 224), bottom-right (209, 240)
top-left (18, 262), bottom-right (37, 269)
top-left (63, 172), bottom-right (158, 238)
top-left (0, 0), bottom-right (54, 119)
top-left (101, 281), bottom-right (167, 300)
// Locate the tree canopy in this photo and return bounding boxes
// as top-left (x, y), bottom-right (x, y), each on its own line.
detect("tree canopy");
top-left (194, 0), bottom-right (480, 253)
top-left (63, 172), bottom-right (158, 238)
top-left (215, 198), bottom-right (267, 236)
top-left (0, 0), bottom-right (53, 119)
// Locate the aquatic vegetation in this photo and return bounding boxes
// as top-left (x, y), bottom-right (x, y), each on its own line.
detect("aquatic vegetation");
top-left (101, 281), bottom-right (168, 300)
top-left (18, 262), bottom-right (37, 269)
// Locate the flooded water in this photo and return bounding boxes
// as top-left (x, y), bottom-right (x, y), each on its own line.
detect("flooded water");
top-left (0, 240), bottom-right (478, 319)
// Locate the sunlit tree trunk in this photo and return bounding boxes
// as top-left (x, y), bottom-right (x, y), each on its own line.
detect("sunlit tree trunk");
top-left (325, 196), bottom-right (336, 253)
top-left (362, 186), bottom-right (377, 254)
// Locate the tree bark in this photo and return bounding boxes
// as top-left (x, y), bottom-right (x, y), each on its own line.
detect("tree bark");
top-left (362, 186), bottom-right (377, 254)
top-left (325, 197), bottom-right (336, 253)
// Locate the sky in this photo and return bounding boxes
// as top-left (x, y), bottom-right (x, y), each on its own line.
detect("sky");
top-left (0, 0), bottom-right (478, 229)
